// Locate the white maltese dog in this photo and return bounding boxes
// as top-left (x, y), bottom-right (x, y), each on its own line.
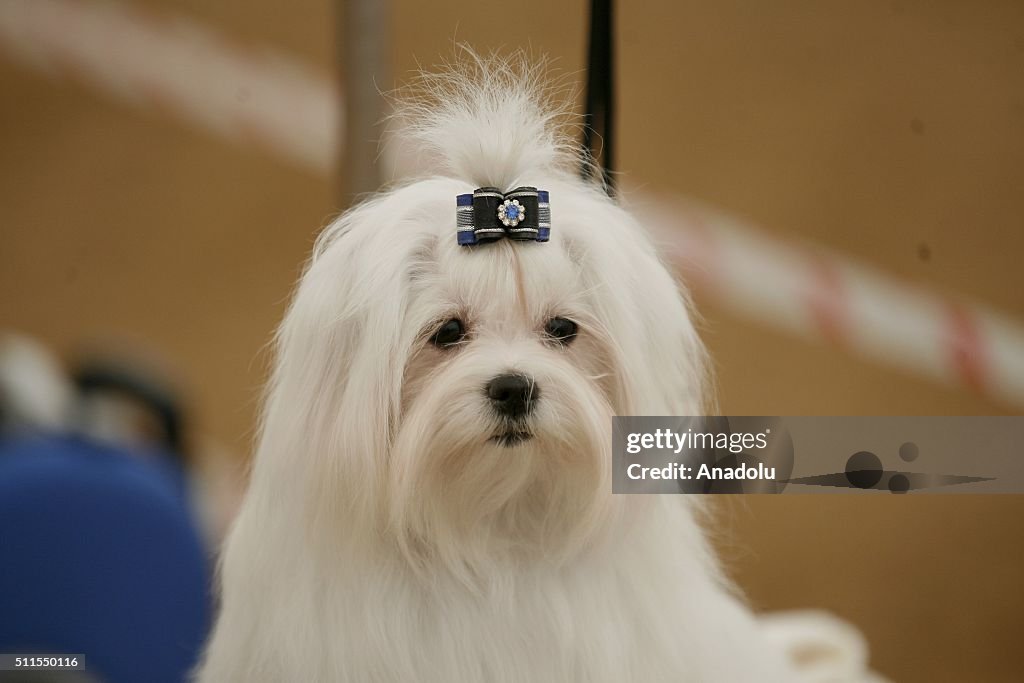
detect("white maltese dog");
top-left (197, 57), bottom-right (881, 682)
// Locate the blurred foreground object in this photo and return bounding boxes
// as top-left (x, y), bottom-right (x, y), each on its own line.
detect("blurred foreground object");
top-left (0, 435), bottom-right (210, 683)
top-left (0, 334), bottom-right (72, 435)
top-left (0, 331), bottom-right (244, 547)
top-left (70, 354), bottom-right (187, 463)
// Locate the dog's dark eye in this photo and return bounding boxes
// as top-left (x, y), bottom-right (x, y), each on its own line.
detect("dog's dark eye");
top-left (544, 317), bottom-right (578, 345)
top-left (431, 318), bottom-right (466, 347)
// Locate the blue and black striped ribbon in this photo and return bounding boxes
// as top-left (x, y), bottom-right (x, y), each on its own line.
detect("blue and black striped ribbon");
top-left (456, 186), bottom-right (550, 246)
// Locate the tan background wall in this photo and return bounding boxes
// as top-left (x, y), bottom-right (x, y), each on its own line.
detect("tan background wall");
top-left (2, 1), bottom-right (1022, 681)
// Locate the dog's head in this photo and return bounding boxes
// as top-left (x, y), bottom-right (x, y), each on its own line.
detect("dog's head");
top-left (253, 58), bottom-right (708, 576)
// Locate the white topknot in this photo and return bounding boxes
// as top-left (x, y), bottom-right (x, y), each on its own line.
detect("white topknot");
top-left (386, 49), bottom-right (582, 191)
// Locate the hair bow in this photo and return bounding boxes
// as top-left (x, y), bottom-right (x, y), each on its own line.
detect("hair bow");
top-left (456, 186), bottom-right (550, 246)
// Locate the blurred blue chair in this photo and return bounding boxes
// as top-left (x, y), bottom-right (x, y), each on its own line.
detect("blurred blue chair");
top-left (0, 435), bottom-right (210, 683)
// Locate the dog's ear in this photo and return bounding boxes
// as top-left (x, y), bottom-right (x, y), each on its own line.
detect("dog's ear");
top-left (565, 199), bottom-right (711, 417)
top-left (250, 192), bottom-right (430, 522)
top-left (627, 238), bottom-right (711, 416)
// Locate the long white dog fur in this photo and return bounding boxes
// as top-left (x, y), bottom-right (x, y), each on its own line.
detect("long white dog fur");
top-left (197, 56), bottom-right (880, 682)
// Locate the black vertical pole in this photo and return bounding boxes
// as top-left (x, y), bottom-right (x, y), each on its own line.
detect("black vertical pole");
top-left (581, 0), bottom-right (615, 196)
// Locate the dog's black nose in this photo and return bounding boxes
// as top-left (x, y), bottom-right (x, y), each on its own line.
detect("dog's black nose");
top-left (486, 374), bottom-right (538, 418)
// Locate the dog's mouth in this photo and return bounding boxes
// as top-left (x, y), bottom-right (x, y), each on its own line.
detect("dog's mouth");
top-left (489, 430), bottom-right (533, 447)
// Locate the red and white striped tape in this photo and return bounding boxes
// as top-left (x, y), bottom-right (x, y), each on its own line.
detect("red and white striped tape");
top-left (0, 0), bottom-right (339, 173)
top-left (638, 198), bottom-right (1024, 408)
top-left (3, 0), bottom-right (1023, 409)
